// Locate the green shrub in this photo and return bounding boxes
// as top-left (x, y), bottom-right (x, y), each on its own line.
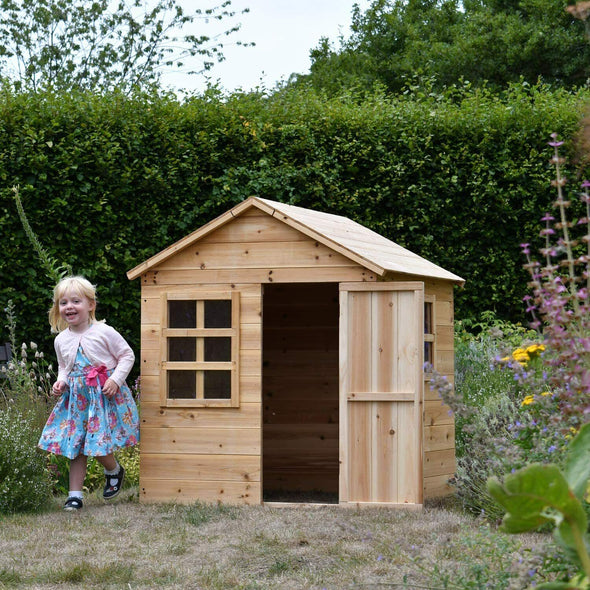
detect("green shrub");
top-left (0, 406), bottom-right (53, 514)
top-left (431, 314), bottom-right (546, 519)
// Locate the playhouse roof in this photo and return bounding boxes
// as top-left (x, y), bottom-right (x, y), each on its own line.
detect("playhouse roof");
top-left (127, 197), bottom-right (464, 284)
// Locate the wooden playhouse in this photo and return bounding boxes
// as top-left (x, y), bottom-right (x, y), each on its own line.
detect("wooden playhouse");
top-left (127, 197), bottom-right (464, 507)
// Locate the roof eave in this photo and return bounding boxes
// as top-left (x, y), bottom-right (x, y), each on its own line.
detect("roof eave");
top-left (126, 197), bottom-right (259, 280)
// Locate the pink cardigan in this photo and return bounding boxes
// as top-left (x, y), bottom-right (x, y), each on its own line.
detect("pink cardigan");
top-left (54, 321), bottom-right (135, 387)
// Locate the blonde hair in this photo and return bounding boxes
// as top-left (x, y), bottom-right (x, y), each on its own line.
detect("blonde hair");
top-left (49, 276), bottom-right (98, 333)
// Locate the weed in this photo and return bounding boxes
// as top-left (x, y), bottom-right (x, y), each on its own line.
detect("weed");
top-left (181, 500), bottom-right (239, 526)
top-left (0, 568), bottom-right (22, 587)
top-left (43, 562), bottom-right (135, 585)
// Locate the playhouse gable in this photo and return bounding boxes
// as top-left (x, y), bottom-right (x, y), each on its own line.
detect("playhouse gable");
top-left (127, 197), bottom-right (464, 285)
top-left (151, 209), bottom-right (363, 274)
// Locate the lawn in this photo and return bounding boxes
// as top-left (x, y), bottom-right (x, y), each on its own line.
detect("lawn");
top-left (0, 490), bottom-right (556, 589)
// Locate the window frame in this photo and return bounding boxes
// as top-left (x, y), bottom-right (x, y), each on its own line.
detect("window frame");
top-left (424, 295), bottom-right (436, 374)
top-left (160, 290), bottom-right (240, 408)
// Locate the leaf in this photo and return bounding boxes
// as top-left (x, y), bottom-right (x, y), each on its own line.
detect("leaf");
top-left (564, 423), bottom-right (590, 502)
top-left (536, 574), bottom-right (590, 589)
top-left (487, 464), bottom-right (587, 550)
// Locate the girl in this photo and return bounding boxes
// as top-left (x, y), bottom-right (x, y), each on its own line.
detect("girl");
top-left (38, 276), bottom-right (139, 511)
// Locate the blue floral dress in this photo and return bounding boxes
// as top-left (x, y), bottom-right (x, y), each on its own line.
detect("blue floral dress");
top-left (38, 346), bottom-right (139, 459)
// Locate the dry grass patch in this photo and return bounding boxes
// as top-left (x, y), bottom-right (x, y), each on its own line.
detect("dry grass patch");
top-left (0, 491), bottom-right (559, 589)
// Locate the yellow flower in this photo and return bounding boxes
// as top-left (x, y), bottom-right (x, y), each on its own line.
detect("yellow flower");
top-left (512, 348), bottom-right (530, 364)
top-left (565, 428), bottom-right (578, 440)
top-left (525, 343), bottom-right (545, 358)
top-left (521, 395), bottom-right (535, 406)
top-left (541, 391), bottom-right (552, 397)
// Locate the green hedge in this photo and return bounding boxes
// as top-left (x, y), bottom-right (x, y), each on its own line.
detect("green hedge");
top-left (0, 84), bottom-right (586, 373)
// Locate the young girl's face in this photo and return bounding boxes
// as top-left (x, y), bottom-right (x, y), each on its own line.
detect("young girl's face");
top-left (58, 290), bottom-right (95, 332)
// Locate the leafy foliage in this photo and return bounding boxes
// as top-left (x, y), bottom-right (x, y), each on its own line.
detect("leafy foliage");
top-left (0, 406), bottom-right (53, 514)
top-left (488, 423), bottom-right (590, 589)
top-left (297, 0), bottom-right (590, 95)
top-left (0, 0), bottom-right (250, 94)
top-left (0, 305), bottom-right (54, 514)
top-left (431, 318), bottom-right (544, 519)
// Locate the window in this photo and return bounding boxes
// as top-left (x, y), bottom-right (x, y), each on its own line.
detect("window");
top-left (424, 297), bottom-right (435, 371)
top-left (160, 291), bottom-right (240, 407)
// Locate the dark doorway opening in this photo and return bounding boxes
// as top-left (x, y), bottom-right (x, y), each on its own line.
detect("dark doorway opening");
top-left (262, 283), bottom-right (340, 503)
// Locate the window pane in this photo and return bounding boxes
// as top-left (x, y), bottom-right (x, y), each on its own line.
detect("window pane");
top-left (204, 300), bottom-right (231, 328)
top-left (424, 342), bottom-right (433, 367)
top-left (203, 370), bottom-right (231, 399)
top-left (204, 337), bottom-right (231, 362)
top-left (424, 302), bottom-right (433, 334)
top-left (168, 370), bottom-right (196, 399)
top-left (169, 300), bottom-right (196, 328)
top-left (168, 338), bottom-right (196, 362)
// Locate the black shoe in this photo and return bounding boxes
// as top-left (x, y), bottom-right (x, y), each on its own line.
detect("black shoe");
top-left (103, 466), bottom-right (125, 499)
top-left (63, 496), bottom-right (83, 511)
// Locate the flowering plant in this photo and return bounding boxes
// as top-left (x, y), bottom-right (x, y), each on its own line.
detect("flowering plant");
top-left (521, 134), bottom-right (590, 433)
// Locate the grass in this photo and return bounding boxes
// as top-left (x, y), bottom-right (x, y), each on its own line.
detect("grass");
top-left (0, 489), bottom-right (562, 589)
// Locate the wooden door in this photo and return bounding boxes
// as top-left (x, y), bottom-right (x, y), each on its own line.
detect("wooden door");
top-left (339, 282), bottom-right (424, 505)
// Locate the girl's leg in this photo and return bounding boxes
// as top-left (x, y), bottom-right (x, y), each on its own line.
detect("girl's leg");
top-left (69, 454), bottom-right (88, 491)
top-left (95, 453), bottom-right (118, 472)
top-left (96, 453), bottom-right (124, 500)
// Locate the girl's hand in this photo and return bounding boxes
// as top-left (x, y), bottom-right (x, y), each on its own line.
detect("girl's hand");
top-left (102, 378), bottom-right (119, 398)
top-left (52, 381), bottom-right (67, 397)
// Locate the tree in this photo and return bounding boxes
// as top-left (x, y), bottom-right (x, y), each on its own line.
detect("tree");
top-left (295, 0), bottom-right (590, 95)
top-left (0, 0), bottom-right (251, 94)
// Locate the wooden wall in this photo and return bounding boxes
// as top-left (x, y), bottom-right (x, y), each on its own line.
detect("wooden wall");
top-left (139, 282), bottom-right (263, 504)
top-left (262, 283), bottom-right (340, 499)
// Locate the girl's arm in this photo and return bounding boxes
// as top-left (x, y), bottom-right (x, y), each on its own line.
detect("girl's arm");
top-left (104, 325), bottom-right (135, 387)
top-left (54, 335), bottom-right (70, 387)
top-left (51, 381), bottom-right (67, 396)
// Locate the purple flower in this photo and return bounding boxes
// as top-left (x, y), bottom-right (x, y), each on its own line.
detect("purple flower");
top-left (548, 133), bottom-right (564, 147)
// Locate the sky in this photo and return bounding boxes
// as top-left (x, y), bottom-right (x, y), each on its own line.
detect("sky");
top-left (160, 0), bottom-right (372, 94)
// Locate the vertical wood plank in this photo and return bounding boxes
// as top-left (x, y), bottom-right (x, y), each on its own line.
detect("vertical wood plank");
top-left (372, 291), bottom-right (396, 393)
top-left (348, 402), bottom-right (371, 501)
top-left (350, 292), bottom-right (371, 393)
top-left (373, 401), bottom-right (398, 502)
top-left (397, 401), bottom-right (418, 503)
top-left (159, 294), bottom-right (167, 406)
top-left (396, 291), bottom-right (417, 394)
top-left (231, 290), bottom-right (241, 408)
top-left (339, 289), bottom-right (350, 503)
